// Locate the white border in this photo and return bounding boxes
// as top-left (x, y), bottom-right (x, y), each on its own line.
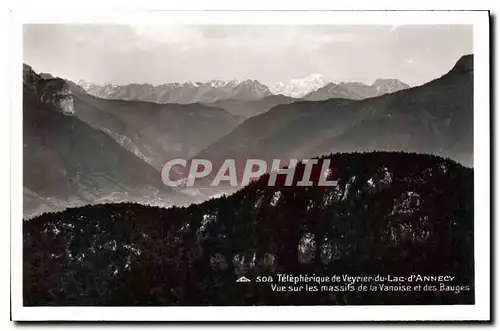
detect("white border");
top-left (10, 10), bottom-right (490, 321)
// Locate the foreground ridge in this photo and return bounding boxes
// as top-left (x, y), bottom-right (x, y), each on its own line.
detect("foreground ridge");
top-left (24, 151), bottom-right (474, 306)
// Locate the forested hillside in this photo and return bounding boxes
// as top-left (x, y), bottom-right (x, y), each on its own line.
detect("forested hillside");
top-left (24, 152), bottom-right (474, 306)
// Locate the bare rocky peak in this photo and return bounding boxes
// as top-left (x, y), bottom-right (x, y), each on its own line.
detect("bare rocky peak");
top-left (449, 54), bottom-right (473, 74)
top-left (23, 64), bottom-right (75, 115)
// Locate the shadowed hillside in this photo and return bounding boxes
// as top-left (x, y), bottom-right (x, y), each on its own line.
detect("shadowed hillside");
top-left (24, 152), bottom-right (474, 306)
top-left (205, 95), bottom-right (298, 118)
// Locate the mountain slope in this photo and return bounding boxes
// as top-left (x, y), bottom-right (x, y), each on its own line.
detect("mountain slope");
top-left (22, 65), bottom-right (186, 218)
top-left (197, 55), bottom-right (473, 170)
top-left (69, 87), bottom-right (242, 169)
top-left (24, 152), bottom-right (474, 305)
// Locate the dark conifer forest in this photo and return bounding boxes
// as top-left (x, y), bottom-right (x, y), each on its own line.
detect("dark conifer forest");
top-left (23, 152), bottom-right (474, 306)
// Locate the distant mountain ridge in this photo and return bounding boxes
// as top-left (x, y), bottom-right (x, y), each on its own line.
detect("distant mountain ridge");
top-left (24, 152), bottom-right (474, 306)
top-left (68, 86), bottom-right (242, 169)
top-left (23, 55), bottom-right (471, 218)
top-left (78, 75), bottom-right (410, 105)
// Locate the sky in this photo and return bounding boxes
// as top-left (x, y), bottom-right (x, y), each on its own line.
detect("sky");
top-left (23, 24), bottom-right (473, 87)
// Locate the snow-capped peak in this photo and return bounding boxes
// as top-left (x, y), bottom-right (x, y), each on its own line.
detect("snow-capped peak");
top-left (270, 74), bottom-right (332, 98)
top-left (208, 79), bottom-right (242, 88)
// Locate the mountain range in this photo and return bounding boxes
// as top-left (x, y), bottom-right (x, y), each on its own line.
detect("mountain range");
top-left (24, 152), bottom-right (474, 305)
top-left (78, 75), bottom-right (410, 110)
top-left (23, 65), bottom-right (181, 217)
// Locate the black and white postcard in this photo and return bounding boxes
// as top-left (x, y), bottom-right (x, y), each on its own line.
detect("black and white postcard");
top-left (10, 10), bottom-right (491, 322)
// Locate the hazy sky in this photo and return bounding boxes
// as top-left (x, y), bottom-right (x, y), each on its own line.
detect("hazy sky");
top-left (23, 24), bottom-right (473, 87)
